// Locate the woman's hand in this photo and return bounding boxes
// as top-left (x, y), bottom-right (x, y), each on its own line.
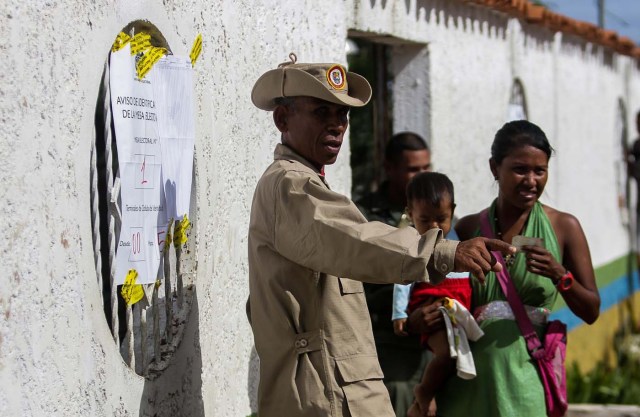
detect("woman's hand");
top-left (511, 211), bottom-right (600, 324)
top-left (522, 245), bottom-right (566, 283)
top-left (406, 301), bottom-right (444, 335)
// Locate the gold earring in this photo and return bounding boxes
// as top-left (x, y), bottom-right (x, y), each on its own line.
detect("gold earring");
top-left (398, 207), bottom-right (412, 228)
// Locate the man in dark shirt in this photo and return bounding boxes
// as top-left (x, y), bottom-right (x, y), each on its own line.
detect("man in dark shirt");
top-left (356, 132), bottom-right (431, 417)
top-left (628, 111), bottom-right (640, 266)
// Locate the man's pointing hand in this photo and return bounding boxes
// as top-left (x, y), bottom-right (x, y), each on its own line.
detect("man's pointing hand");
top-left (454, 237), bottom-right (516, 283)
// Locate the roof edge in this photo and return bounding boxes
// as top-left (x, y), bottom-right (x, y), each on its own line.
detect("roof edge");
top-left (465, 0), bottom-right (640, 59)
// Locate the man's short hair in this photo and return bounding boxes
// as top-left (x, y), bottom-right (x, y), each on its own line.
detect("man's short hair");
top-left (274, 97), bottom-right (297, 109)
top-left (385, 132), bottom-right (430, 163)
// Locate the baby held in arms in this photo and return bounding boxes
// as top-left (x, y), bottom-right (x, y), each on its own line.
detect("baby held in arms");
top-left (392, 172), bottom-right (484, 417)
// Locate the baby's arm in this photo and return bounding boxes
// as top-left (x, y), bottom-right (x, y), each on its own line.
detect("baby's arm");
top-left (392, 283), bottom-right (411, 336)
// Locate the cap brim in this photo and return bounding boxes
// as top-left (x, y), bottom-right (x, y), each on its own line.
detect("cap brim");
top-left (251, 67), bottom-right (372, 111)
top-left (251, 68), bottom-right (285, 111)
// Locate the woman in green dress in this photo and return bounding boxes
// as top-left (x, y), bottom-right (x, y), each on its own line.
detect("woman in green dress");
top-left (409, 120), bottom-right (600, 416)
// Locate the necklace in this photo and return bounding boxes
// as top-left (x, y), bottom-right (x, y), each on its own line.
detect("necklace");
top-left (493, 214), bottom-right (516, 267)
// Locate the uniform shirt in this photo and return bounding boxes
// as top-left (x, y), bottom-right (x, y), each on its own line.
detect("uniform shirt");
top-left (356, 184), bottom-right (418, 349)
top-left (392, 228), bottom-right (461, 321)
top-left (247, 143), bottom-right (457, 417)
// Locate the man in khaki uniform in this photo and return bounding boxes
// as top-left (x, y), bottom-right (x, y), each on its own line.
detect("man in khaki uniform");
top-left (247, 54), bottom-right (513, 417)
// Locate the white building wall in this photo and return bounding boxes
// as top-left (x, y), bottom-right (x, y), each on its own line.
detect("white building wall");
top-left (1, 0), bottom-right (639, 416)
top-left (552, 42), bottom-right (633, 266)
top-left (0, 1), bottom-right (354, 416)
top-left (427, 6), bottom-right (514, 212)
top-left (374, 1), bottom-right (640, 267)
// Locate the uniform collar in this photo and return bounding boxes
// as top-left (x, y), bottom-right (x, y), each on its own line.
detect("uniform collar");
top-left (274, 143), bottom-right (324, 175)
top-left (274, 143), bottom-right (329, 186)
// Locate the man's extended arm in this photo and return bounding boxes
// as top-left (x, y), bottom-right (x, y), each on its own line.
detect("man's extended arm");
top-left (273, 171), bottom-right (456, 285)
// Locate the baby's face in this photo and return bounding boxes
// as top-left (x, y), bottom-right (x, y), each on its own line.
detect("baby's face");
top-left (408, 195), bottom-right (454, 236)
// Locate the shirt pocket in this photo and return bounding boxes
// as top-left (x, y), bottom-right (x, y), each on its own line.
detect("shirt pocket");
top-left (338, 277), bottom-right (364, 295)
top-left (335, 354), bottom-right (389, 417)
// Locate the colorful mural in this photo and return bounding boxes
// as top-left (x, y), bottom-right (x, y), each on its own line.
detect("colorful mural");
top-left (554, 255), bottom-right (640, 372)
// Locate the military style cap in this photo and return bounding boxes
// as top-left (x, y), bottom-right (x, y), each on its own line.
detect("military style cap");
top-left (251, 53), bottom-right (372, 111)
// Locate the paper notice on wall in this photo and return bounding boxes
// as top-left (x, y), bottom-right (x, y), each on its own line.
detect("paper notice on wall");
top-left (109, 44), bottom-right (195, 285)
top-left (153, 56), bottom-right (195, 220)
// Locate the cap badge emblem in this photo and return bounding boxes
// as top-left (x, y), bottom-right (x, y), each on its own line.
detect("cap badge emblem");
top-left (326, 65), bottom-right (346, 90)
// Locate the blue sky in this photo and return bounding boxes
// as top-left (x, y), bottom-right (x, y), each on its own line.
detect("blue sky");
top-left (543, 0), bottom-right (640, 44)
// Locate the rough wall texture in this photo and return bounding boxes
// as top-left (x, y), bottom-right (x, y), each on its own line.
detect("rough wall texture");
top-left (0, 1), bottom-right (353, 416)
top-left (1, 0), bottom-right (639, 416)
top-left (372, 0), bottom-right (640, 267)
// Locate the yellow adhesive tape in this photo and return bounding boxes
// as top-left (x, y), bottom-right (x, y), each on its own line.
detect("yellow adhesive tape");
top-left (136, 46), bottom-right (167, 79)
top-left (165, 228), bottom-right (173, 251)
top-left (121, 269), bottom-right (144, 305)
top-left (112, 32), bottom-right (131, 53)
top-left (164, 218), bottom-right (174, 252)
top-left (173, 215), bottom-right (191, 248)
top-left (190, 34), bottom-right (202, 67)
top-left (130, 32), bottom-right (152, 55)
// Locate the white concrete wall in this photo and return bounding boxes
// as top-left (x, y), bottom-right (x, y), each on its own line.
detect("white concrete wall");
top-left (0, 1), bottom-right (353, 416)
top-left (1, 0), bottom-right (639, 416)
top-left (367, 0), bottom-right (640, 267)
top-left (552, 41), bottom-right (634, 266)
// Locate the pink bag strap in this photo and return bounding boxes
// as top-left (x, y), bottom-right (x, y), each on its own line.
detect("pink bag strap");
top-left (479, 209), bottom-right (543, 356)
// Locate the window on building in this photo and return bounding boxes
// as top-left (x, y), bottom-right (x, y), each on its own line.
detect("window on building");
top-left (347, 37), bottom-right (392, 202)
top-left (347, 34), bottom-right (429, 202)
top-left (615, 98), bottom-right (630, 226)
top-left (507, 78), bottom-right (528, 121)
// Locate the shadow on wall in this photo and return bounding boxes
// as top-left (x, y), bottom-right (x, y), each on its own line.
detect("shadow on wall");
top-left (139, 288), bottom-right (204, 417)
top-left (248, 345), bottom-right (260, 415)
